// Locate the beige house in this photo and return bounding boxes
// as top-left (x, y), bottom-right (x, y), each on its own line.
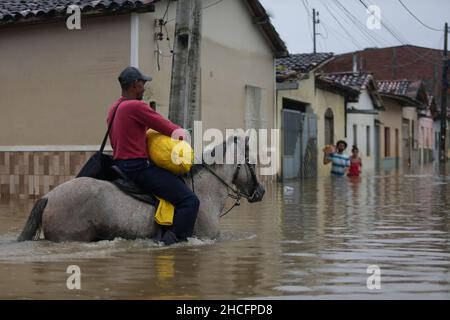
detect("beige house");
top-left (0, 0), bottom-right (287, 198)
top-left (378, 80), bottom-right (429, 170)
top-left (275, 53), bottom-right (358, 179)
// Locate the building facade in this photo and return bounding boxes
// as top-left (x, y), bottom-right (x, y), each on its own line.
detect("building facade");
top-left (0, 0), bottom-right (288, 198)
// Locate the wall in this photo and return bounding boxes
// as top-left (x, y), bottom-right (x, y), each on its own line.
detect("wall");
top-left (0, 15), bottom-right (131, 199)
top-left (346, 90), bottom-right (377, 173)
top-left (0, 15), bottom-right (131, 146)
top-left (315, 88), bottom-right (347, 177)
top-left (138, 0), bottom-right (275, 132)
top-left (378, 98), bottom-right (403, 169)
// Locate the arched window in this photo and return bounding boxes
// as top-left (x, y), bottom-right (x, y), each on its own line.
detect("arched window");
top-left (324, 108), bottom-right (334, 145)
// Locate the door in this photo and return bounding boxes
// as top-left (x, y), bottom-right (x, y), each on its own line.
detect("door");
top-left (282, 110), bottom-right (318, 180)
top-left (301, 113), bottom-right (318, 179)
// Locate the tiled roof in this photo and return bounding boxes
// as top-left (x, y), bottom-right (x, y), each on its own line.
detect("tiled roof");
top-left (0, 0), bottom-right (288, 58)
top-left (377, 80), bottom-right (413, 97)
top-left (377, 80), bottom-right (429, 107)
top-left (0, 0), bottom-right (154, 25)
top-left (277, 53), bottom-right (333, 73)
top-left (318, 72), bottom-right (374, 91)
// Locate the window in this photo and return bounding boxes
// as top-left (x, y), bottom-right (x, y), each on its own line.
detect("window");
top-left (385, 127), bottom-right (391, 157)
top-left (353, 124), bottom-right (358, 148)
top-left (366, 126), bottom-right (371, 157)
top-left (324, 108), bottom-right (334, 145)
top-left (245, 85), bottom-right (267, 130)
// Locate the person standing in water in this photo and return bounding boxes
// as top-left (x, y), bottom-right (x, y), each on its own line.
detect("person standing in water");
top-left (348, 146), bottom-right (362, 177)
top-left (323, 140), bottom-right (350, 176)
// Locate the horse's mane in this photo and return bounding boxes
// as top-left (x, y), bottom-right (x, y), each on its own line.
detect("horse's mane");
top-left (189, 140), bottom-right (229, 177)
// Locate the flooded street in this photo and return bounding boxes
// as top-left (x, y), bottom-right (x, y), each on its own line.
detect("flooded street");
top-left (1, 165), bottom-right (450, 299)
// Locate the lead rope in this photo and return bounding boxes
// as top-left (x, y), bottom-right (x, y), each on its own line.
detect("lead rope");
top-left (196, 163), bottom-right (243, 218)
top-left (219, 191), bottom-right (241, 218)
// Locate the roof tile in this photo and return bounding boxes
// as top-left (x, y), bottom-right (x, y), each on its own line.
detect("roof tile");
top-left (0, 0), bottom-right (153, 24)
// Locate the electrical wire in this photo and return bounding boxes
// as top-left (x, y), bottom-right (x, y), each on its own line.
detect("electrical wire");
top-left (357, 0), bottom-right (444, 67)
top-left (323, 0), bottom-right (364, 49)
top-left (398, 0), bottom-right (443, 32)
top-left (328, 0), bottom-right (379, 48)
top-left (332, 0), bottom-right (389, 48)
top-left (301, 0), bottom-right (315, 45)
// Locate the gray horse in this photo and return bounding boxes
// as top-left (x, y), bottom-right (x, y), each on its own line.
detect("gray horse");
top-left (17, 136), bottom-right (265, 243)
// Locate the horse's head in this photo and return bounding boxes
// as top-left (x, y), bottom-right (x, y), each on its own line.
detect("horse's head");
top-left (229, 135), bottom-right (265, 203)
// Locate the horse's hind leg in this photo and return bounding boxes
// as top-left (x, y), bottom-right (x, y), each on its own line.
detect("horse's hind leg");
top-left (42, 205), bottom-right (98, 242)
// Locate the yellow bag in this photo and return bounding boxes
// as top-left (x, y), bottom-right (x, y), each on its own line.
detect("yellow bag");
top-left (154, 196), bottom-right (175, 226)
top-left (146, 129), bottom-right (194, 175)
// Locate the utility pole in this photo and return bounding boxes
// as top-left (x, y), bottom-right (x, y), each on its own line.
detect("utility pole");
top-left (440, 22), bottom-right (448, 163)
top-left (187, 0), bottom-right (202, 130)
top-left (169, 0), bottom-right (202, 131)
top-left (312, 9), bottom-right (320, 53)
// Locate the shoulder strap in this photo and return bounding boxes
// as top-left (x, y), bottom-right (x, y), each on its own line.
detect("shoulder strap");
top-left (100, 100), bottom-right (125, 153)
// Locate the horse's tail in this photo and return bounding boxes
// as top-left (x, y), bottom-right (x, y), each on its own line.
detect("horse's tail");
top-left (17, 197), bottom-right (48, 242)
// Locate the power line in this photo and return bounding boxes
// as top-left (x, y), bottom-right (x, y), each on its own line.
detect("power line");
top-left (357, 0), bottom-right (444, 67)
top-left (321, 20), bottom-right (355, 52)
top-left (357, 35), bottom-right (444, 73)
top-left (398, 0), bottom-right (443, 32)
top-left (329, 0), bottom-right (379, 48)
top-left (323, 0), bottom-right (364, 50)
top-left (332, 0), bottom-right (389, 48)
top-left (301, 0), bottom-right (315, 45)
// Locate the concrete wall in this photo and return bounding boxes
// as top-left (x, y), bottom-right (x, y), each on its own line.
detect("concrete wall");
top-left (138, 0), bottom-right (276, 132)
top-left (0, 15), bottom-right (131, 146)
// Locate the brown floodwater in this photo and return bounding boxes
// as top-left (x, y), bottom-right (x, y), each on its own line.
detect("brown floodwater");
top-left (0, 164), bottom-right (449, 299)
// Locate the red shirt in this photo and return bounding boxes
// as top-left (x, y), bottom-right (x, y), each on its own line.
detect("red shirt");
top-left (107, 97), bottom-right (183, 160)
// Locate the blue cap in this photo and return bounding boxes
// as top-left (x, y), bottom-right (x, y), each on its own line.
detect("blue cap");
top-left (118, 67), bottom-right (152, 86)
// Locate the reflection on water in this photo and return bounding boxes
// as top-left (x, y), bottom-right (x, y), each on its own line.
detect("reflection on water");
top-left (1, 164), bottom-right (450, 299)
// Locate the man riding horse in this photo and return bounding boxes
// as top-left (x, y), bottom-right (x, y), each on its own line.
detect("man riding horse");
top-left (110, 67), bottom-right (199, 245)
